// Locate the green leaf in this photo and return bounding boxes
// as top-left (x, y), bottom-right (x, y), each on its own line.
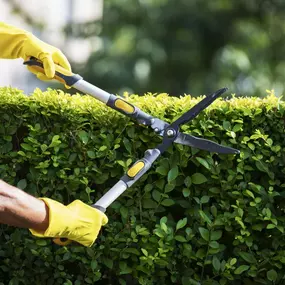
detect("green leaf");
top-left (103, 258), bottom-right (113, 269)
top-left (36, 239), bottom-right (47, 246)
top-left (165, 183), bottom-right (175, 193)
top-left (200, 195), bottom-right (210, 204)
top-left (156, 166), bottom-right (168, 176)
top-left (230, 258), bottom-right (237, 266)
top-left (267, 224), bottom-right (275, 229)
top-left (245, 190), bottom-right (255, 199)
top-left (191, 173), bottom-right (208, 184)
top-left (17, 179), bottom-right (27, 190)
top-left (78, 130), bottom-right (89, 144)
top-left (124, 248), bottom-right (140, 255)
top-left (209, 241), bottom-right (219, 249)
top-left (87, 150), bottom-right (96, 159)
top-left (233, 123), bottom-right (243, 132)
top-left (91, 260), bottom-right (98, 270)
top-left (239, 252), bottom-right (257, 264)
top-left (196, 157), bottom-right (210, 169)
top-left (212, 256), bottom-right (221, 271)
top-left (141, 249), bottom-right (148, 256)
top-left (175, 235), bottom-right (187, 242)
top-left (176, 218), bottom-right (187, 231)
top-left (21, 143), bottom-right (33, 151)
top-left (255, 161), bottom-right (269, 173)
top-left (199, 210), bottom-right (212, 225)
top-left (211, 230), bottom-right (222, 241)
top-left (223, 121), bottom-right (231, 130)
top-left (182, 188), bottom-right (190, 197)
top-left (184, 176), bottom-right (192, 187)
top-left (99, 145), bottom-right (107, 151)
top-left (161, 199), bottom-right (175, 206)
top-left (267, 269), bottom-right (277, 282)
top-left (168, 166), bottom-right (179, 182)
top-left (234, 265), bottom-right (250, 274)
top-left (120, 206), bottom-right (128, 219)
top-left (199, 227), bottom-right (210, 241)
top-left (152, 190), bottom-right (161, 202)
top-left (142, 199), bottom-right (158, 209)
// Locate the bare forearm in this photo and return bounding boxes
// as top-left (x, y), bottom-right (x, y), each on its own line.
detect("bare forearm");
top-left (0, 180), bottom-right (49, 231)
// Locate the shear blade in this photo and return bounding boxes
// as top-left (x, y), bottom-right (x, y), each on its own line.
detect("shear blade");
top-left (174, 133), bottom-right (240, 154)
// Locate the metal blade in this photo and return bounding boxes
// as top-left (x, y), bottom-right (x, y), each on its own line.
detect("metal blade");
top-left (174, 133), bottom-right (240, 154)
top-left (169, 87), bottom-right (228, 129)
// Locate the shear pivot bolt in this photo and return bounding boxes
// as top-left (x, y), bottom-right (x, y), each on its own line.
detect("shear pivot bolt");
top-left (154, 127), bottom-right (159, 133)
top-left (166, 129), bottom-right (175, 138)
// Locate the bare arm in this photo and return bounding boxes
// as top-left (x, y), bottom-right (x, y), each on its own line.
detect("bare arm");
top-left (0, 180), bottom-right (49, 232)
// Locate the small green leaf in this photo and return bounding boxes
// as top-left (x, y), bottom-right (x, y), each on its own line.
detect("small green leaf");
top-left (196, 157), bottom-right (210, 169)
top-left (199, 210), bottom-right (212, 225)
top-left (223, 121), bottom-right (231, 130)
top-left (183, 188), bottom-right (190, 197)
top-left (120, 207), bottom-right (128, 219)
top-left (21, 143), bottom-right (33, 151)
top-left (162, 222), bottom-right (168, 233)
top-left (234, 265), bottom-right (250, 274)
top-left (239, 252), bottom-right (257, 264)
top-left (168, 166), bottom-right (179, 182)
top-left (266, 224), bottom-right (275, 229)
top-left (200, 195), bottom-right (210, 204)
top-left (209, 241), bottom-right (219, 248)
top-left (87, 150), bottom-right (96, 159)
top-left (267, 269), bottom-right (277, 282)
top-left (143, 199), bottom-right (157, 209)
top-left (36, 239), bottom-right (47, 246)
top-left (176, 218), bottom-right (187, 231)
top-left (245, 190), bottom-right (255, 199)
top-left (175, 235), bottom-right (187, 242)
top-left (184, 176), bottom-right (192, 187)
top-left (99, 145), bottom-right (107, 151)
top-left (124, 248), bottom-right (140, 255)
top-left (211, 230), bottom-right (222, 241)
top-left (191, 173), bottom-right (208, 184)
top-left (212, 256), bottom-right (221, 271)
top-left (156, 166), bottom-right (168, 176)
top-left (78, 130), bottom-right (89, 144)
top-left (161, 199), bottom-right (175, 207)
top-left (91, 260), bottom-right (98, 270)
top-left (199, 227), bottom-right (210, 241)
top-left (230, 258), bottom-right (237, 266)
top-left (165, 183), bottom-right (175, 193)
top-left (103, 258), bottom-right (113, 269)
top-left (17, 179), bottom-right (27, 190)
top-left (152, 190), bottom-right (161, 202)
top-left (141, 249), bottom-right (148, 256)
top-left (233, 124), bottom-right (243, 132)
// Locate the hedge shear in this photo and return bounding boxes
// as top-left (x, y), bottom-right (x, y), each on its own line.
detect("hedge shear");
top-left (24, 57), bottom-right (239, 245)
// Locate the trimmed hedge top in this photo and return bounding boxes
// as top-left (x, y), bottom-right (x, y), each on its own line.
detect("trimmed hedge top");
top-left (0, 87), bottom-right (285, 285)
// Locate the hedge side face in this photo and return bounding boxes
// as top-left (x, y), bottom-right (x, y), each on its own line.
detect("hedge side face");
top-left (0, 87), bottom-right (285, 285)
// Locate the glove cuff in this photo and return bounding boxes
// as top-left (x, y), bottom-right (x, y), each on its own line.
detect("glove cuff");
top-left (29, 198), bottom-right (73, 238)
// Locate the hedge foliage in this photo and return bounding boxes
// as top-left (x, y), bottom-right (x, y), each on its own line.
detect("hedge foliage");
top-left (0, 87), bottom-right (285, 285)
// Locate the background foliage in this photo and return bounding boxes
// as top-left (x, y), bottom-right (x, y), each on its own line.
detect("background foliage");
top-left (0, 87), bottom-right (285, 284)
top-left (6, 0), bottom-right (285, 97)
top-left (66, 0), bottom-right (285, 97)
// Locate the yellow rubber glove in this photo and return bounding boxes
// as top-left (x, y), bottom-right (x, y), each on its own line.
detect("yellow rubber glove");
top-left (29, 198), bottom-right (108, 247)
top-left (0, 22), bottom-right (71, 80)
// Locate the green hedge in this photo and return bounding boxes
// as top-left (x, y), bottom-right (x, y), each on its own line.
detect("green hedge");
top-left (0, 87), bottom-right (285, 285)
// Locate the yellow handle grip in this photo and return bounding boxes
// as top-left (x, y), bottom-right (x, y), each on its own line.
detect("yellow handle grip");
top-left (53, 237), bottom-right (72, 246)
top-left (23, 57), bottom-right (82, 87)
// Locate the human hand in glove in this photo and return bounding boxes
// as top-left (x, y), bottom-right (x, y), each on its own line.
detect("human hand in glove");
top-left (29, 198), bottom-right (108, 247)
top-left (0, 179), bottom-right (107, 247)
top-left (0, 22), bottom-right (71, 80)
